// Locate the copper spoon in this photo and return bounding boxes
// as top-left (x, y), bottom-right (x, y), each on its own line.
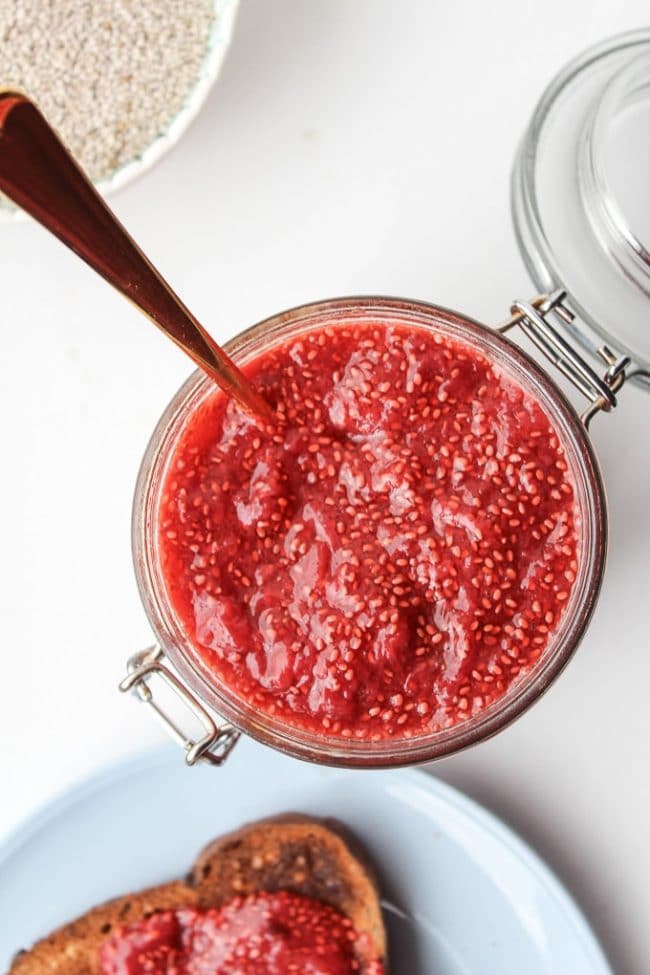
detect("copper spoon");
top-left (0, 92), bottom-right (271, 421)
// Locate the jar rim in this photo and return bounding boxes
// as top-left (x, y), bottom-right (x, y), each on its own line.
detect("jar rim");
top-left (132, 295), bottom-right (607, 767)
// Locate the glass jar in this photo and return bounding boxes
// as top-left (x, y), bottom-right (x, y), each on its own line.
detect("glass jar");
top-left (512, 28), bottom-right (650, 380)
top-left (121, 30), bottom-right (650, 768)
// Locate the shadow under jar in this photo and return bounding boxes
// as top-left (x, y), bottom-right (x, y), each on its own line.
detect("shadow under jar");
top-left (121, 30), bottom-right (650, 768)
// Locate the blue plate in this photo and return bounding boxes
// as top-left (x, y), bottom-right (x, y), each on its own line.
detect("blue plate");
top-left (0, 739), bottom-right (611, 974)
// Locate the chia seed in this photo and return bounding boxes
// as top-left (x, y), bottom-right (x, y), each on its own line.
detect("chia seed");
top-left (158, 321), bottom-right (581, 741)
top-left (0, 0), bottom-right (216, 183)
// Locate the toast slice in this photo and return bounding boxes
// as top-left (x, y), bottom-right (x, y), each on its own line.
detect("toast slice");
top-left (9, 815), bottom-right (386, 974)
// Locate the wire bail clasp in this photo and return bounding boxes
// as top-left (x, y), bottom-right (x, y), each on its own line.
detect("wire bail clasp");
top-left (498, 289), bottom-right (631, 427)
top-left (119, 645), bottom-right (240, 766)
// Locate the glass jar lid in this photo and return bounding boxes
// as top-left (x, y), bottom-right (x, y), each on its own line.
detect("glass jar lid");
top-left (512, 29), bottom-right (650, 386)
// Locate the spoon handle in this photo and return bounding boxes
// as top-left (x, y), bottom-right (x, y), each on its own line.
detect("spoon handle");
top-left (0, 92), bottom-right (270, 420)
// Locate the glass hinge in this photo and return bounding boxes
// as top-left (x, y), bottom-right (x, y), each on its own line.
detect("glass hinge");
top-left (498, 289), bottom-right (631, 428)
top-left (118, 645), bottom-right (240, 766)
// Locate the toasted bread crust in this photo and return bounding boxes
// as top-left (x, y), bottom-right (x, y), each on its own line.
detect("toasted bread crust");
top-left (8, 816), bottom-right (385, 975)
top-left (9, 883), bottom-right (196, 975)
top-left (191, 815), bottom-right (385, 963)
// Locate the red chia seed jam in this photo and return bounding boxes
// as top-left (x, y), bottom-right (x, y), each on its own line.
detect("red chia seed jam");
top-left (100, 892), bottom-right (383, 975)
top-left (158, 321), bottom-right (580, 740)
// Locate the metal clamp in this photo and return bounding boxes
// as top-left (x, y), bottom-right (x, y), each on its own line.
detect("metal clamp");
top-left (498, 290), bottom-right (631, 427)
top-left (119, 646), bottom-right (240, 766)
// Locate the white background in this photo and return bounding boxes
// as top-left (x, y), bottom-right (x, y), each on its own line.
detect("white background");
top-left (0, 2), bottom-right (648, 972)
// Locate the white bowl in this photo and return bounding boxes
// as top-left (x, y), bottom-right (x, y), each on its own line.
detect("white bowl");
top-left (0, 0), bottom-right (240, 220)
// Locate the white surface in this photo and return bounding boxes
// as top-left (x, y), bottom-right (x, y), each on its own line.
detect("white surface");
top-left (0, 2), bottom-right (647, 972)
top-left (0, 742), bottom-right (612, 974)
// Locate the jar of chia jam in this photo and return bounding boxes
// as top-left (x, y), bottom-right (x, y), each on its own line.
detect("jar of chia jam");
top-left (121, 31), bottom-right (650, 768)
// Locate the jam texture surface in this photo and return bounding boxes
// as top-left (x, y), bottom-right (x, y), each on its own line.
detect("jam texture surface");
top-left (100, 892), bottom-right (383, 975)
top-left (159, 322), bottom-right (580, 739)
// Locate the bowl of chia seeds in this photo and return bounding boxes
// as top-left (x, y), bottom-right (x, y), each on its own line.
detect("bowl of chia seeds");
top-left (0, 0), bottom-right (240, 216)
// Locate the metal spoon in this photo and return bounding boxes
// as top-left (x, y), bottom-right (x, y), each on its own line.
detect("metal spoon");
top-left (0, 91), bottom-right (271, 421)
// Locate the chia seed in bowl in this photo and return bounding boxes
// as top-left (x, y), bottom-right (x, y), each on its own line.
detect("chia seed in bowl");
top-left (0, 0), bottom-right (239, 213)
